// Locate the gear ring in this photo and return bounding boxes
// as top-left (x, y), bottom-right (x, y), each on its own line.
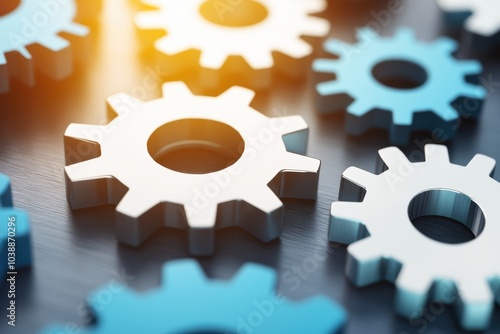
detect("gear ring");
top-left (135, 0), bottom-right (330, 89)
top-left (64, 82), bottom-right (320, 255)
top-left (330, 144), bottom-right (500, 330)
top-left (1, 173), bottom-right (31, 283)
top-left (0, 0), bottom-right (90, 93)
top-left (42, 259), bottom-right (347, 333)
top-left (313, 27), bottom-right (486, 145)
top-left (438, 0), bottom-right (500, 51)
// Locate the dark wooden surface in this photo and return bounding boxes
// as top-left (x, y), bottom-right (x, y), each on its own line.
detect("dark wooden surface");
top-left (1, 0), bottom-right (500, 333)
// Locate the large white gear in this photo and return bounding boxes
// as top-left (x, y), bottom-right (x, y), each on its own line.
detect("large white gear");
top-left (0, 0), bottom-right (89, 93)
top-left (135, 0), bottom-right (330, 89)
top-left (330, 144), bottom-right (500, 330)
top-left (64, 82), bottom-right (320, 256)
top-left (437, 0), bottom-right (500, 50)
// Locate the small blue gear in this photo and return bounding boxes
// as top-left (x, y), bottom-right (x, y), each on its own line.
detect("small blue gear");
top-left (313, 27), bottom-right (486, 145)
top-left (42, 260), bottom-right (347, 333)
top-left (1, 173), bottom-right (31, 282)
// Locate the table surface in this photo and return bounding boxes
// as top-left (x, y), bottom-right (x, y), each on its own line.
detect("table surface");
top-left (1, 0), bottom-right (500, 333)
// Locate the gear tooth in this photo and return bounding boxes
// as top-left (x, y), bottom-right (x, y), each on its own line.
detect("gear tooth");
top-left (199, 49), bottom-right (229, 69)
top-left (435, 37), bottom-right (458, 54)
top-left (155, 35), bottom-right (191, 55)
top-left (395, 266), bottom-right (434, 318)
top-left (278, 38), bottom-right (312, 59)
top-left (394, 27), bottom-right (416, 42)
top-left (342, 166), bottom-right (376, 189)
top-left (185, 204), bottom-right (218, 256)
top-left (330, 201), bottom-right (367, 244)
top-left (300, 17), bottom-right (330, 37)
top-left (283, 152), bottom-right (320, 174)
top-left (465, 13), bottom-right (495, 36)
top-left (299, 0), bottom-right (328, 13)
top-left (63, 22), bottom-right (89, 37)
top-left (162, 260), bottom-right (207, 288)
top-left (312, 59), bottom-right (340, 74)
top-left (392, 110), bottom-right (414, 126)
top-left (460, 83), bottom-right (486, 100)
top-left (424, 144), bottom-right (450, 164)
top-left (65, 124), bottom-right (107, 143)
top-left (346, 237), bottom-right (386, 286)
top-left (65, 158), bottom-right (108, 181)
top-left (106, 93), bottom-right (142, 117)
top-left (378, 146), bottom-right (411, 171)
top-left (161, 81), bottom-right (194, 98)
top-left (458, 60), bottom-right (483, 76)
top-left (323, 39), bottom-right (352, 56)
top-left (454, 280), bottom-right (495, 330)
top-left (467, 154), bottom-right (496, 176)
top-left (316, 80), bottom-right (344, 97)
top-left (135, 10), bottom-right (164, 30)
top-left (17, 45), bottom-right (32, 60)
top-left (244, 51), bottom-right (274, 70)
top-left (231, 263), bottom-right (276, 293)
top-left (348, 99), bottom-right (372, 117)
top-left (218, 86), bottom-right (255, 106)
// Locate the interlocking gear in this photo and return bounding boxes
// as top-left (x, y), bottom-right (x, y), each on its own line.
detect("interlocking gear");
top-left (135, 0), bottom-right (330, 89)
top-left (329, 144), bottom-right (500, 330)
top-left (64, 82), bottom-right (320, 255)
top-left (0, 0), bottom-right (90, 93)
top-left (42, 259), bottom-right (347, 333)
top-left (313, 27), bottom-right (485, 145)
top-left (438, 0), bottom-right (500, 51)
top-left (1, 173), bottom-right (31, 283)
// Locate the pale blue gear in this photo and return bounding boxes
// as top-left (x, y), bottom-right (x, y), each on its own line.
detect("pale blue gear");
top-left (313, 27), bottom-right (486, 145)
top-left (1, 173), bottom-right (31, 282)
top-left (41, 259), bottom-right (347, 334)
top-left (0, 0), bottom-right (89, 93)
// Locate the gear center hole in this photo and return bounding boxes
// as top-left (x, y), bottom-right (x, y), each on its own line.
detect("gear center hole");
top-left (372, 60), bottom-right (428, 90)
top-left (0, 0), bottom-right (21, 17)
top-left (408, 189), bottom-right (485, 244)
top-left (199, 0), bottom-right (269, 27)
top-left (148, 119), bottom-right (244, 174)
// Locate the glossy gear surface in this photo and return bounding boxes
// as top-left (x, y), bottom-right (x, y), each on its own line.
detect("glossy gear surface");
top-left (0, 0), bottom-right (89, 93)
top-left (64, 82), bottom-right (320, 255)
top-left (42, 259), bottom-right (347, 333)
top-left (329, 144), bottom-right (500, 330)
top-left (135, 0), bottom-right (330, 88)
top-left (313, 28), bottom-right (485, 145)
top-left (0, 173), bottom-right (31, 282)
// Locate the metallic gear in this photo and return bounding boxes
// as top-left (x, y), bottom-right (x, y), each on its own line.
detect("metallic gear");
top-left (438, 0), bottom-right (500, 51)
top-left (1, 173), bottom-right (31, 282)
top-left (42, 259), bottom-right (347, 333)
top-left (64, 82), bottom-right (320, 255)
top-left (329, 144), bottom-right (500, 330)
top-left (313, 27), bottom-right (485, 145)
top-left (0, 0), bottom-right (90, 93)
top-left (135, 0), bottom-right (330, 89)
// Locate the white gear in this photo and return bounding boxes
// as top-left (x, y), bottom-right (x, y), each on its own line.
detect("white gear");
top-left (135, 0), bottom-right (330, 89)
top-left (330, 144), bottom-right (500, 330)
top-left (64, 82), bottom-right (320, 255)
top-left (0, 0), bottom-right (89, 93)
top-left (437, 0), bottom-right (500, 50)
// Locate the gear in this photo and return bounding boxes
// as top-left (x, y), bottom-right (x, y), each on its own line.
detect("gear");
top-left (0, 0), bottom-right (90, 93)
top-left (329, 144), bottom-right (500, 330)
top-left (313, 27), bottom-right (486, 145)
top-left (64, 82), bottom-right (320, 255)
top-left (42, 259), bottom-right (347, 333)
top-left (1, 173), bottom-right (31, 283)
top-left (135, 0), bottom-right (330, 89)
top-left (438, 0), bottom-right (500, 51)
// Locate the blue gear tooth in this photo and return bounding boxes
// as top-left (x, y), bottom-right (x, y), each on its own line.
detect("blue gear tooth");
top-left (41, 259), bottom-right (347, 334)
top-left (313, 27), bottom-right (485, 145)
top-left (1, 174), bottom-right (31, 282)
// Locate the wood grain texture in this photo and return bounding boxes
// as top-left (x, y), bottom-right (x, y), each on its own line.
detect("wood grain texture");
top-left (1, 0), bottom-right (500, 333)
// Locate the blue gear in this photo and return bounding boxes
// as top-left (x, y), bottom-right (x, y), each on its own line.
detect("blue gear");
top-left (42, 260), bottom-right (347, 333)
top-left (1, 173), bottom-right (31, 282)
top-left (313, 27), bottom-right (486, 145)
